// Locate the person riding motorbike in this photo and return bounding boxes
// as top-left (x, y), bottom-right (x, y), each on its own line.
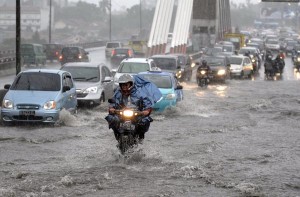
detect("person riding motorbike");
top-left (197, 60), bottom-right (211, 73)
top-left (105, 74), bottom-right (161, 143)
top-left (273, 54), bottom-right (285, 74)
top-left (264, 54), bottom-right (274, 77)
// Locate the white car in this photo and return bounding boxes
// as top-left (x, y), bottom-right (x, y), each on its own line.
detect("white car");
top-left (229, 55), bottom-right (253, 78)
top-left (112, 58), bottom-right (160, 90)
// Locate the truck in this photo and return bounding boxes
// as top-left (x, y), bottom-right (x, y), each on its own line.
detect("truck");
top-left (224, 33), bottom-right (246, 50)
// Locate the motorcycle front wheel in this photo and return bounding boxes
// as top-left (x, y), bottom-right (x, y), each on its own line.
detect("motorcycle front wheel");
top-left (119, 134), bottom-right (135, 154)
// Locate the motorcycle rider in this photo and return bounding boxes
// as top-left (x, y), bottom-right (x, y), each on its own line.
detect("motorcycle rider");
top-left (274, 54), bottom-right (285, 74)
top-left (197, 60), bottom-right (211, 73)
top-left (264, 54), bottom-right (274, 77)
top-left (105, 74), bottom-right (161, 142)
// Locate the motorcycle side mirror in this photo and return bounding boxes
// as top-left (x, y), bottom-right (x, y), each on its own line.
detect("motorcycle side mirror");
top-left (108, 98), bottom-right (116, 104)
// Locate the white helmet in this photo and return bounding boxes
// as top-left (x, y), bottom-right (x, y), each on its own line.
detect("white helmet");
top-left (118, 74), bottom-right (134, 94)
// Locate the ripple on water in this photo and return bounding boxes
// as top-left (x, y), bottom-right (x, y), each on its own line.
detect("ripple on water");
top-left (248, 99), bottom-right (273, 111)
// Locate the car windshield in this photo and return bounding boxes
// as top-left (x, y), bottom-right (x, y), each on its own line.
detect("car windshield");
top-left (222, 45), bottom-right (233, 52)
top-left (11, 72), bottom-right (61, 91)
top-left (203, 57), bottom-right (224, 66)
top-left (239, 48), bottom-right (256, 55)
top-left (266, 40), bottom-right (279, 44)
top-left (21, 44), bottom-right (34, 54)
top-left (119, 62), bottom-right (149, 73)
top-left (152, 58), bottom-right (176, 70)
top-left (115, 49), bottom-right (129, 54)
top-left (107, 43), bottom-right (120, 48)
top-left (141, 74), bottom-right (172, 89)
top-left (229, 57), bottom-right (243, 65)
top-left (62, 67), bottom-right (99, 82)
top-left (62, 47), bottom-right (79, 55)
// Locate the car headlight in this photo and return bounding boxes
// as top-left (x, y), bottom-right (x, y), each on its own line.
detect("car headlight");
top-left (83, 86), bottom-right (98, 93)
top-left (217, 69), bottom-right (226, 75)
top-left (166, 93), bottom-right (176, 100)
top-left (252, 59), bottom-right (255, 63)
top-left (44, 100), bottom-right (56, 110)
top-left (297, 57), bottom-right (300, 61)
top-left (3, 99), bottom-right (13, 109)
top-left (191, 62), bottom-right (196, 68)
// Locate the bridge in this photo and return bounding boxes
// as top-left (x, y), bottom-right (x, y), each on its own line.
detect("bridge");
top-left (0, 0), bottom-right (231, 75)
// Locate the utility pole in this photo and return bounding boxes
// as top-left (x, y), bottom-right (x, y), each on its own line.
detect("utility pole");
top-left (16, 0), bottom-right (21, 75)
top-left (140, 0), bottom-right (142, 35)
top-left (109, 0), bottom-right (111, 41)
top-left (49, 0), bottom-right (52, 44)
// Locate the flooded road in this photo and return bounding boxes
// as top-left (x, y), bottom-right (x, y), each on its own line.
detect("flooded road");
top-left (0, 52), bottom-right (300, 196)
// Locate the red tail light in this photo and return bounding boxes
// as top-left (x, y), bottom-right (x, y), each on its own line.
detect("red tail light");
top-left (59, 55), bottom-right (63, 60)
top-left (55, 51), bottom-right (59, 56)
top-left (128, 50), bottom-right (132, 57)
top-left (111, 49), bottom-right (116, 56)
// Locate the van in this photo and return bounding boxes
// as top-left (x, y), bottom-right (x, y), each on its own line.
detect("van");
top-left (105, 42), bottom-right (123, 58)
top-left (21, 43), bottom-right (47, 66)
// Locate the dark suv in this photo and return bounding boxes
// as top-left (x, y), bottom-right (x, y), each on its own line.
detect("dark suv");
top-left (201, 55), bottom-right (230, 83)
top-left (110, 47), bottom-right (135, 67)
top-left (43, 43), bottom-right (64, 62)
top-left (150, 54), bottom-right (191, 82)
top-left (59, 46), bottom-right (89, 66)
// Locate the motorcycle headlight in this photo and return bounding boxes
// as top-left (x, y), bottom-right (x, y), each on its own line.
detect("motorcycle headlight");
top-left (200, 70), bottom-right (206, 75)
top-left (166, 93), bottom-right (176, 100)
top-left (191, 62), bottom-right (196, 68)
top-left (251, 59), bottom-right (255, 63)
top-left (3, 99), bottom-right (13, 109)
top-left (122, 110), bottom-right (134, 117)
top-left (217, 69), bottom-right (226, 75)
top-left (83, 86), bottom-right (98, 93)
top-left (44, 100), bottom-right (56, 110)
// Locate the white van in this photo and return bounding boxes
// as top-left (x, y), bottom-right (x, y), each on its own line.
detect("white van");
top-left (105, 42), bottom-right (123, 58)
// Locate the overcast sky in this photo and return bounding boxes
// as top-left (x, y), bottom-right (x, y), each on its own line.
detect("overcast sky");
top-left (69, 0), bottom-right (260, 9)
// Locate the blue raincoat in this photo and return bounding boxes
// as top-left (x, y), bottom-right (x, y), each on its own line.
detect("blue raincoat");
top-left (111, 75), bottom-right (162, 110)
top-left (105, 74), bottom-right (162, 136)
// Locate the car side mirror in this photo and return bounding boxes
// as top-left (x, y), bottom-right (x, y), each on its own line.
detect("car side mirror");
top-left (102, 76), bottom-right (112, 83)
top-left (111, 69), bottom-right (117, 76)
top-left (4, 84), bottom-right (11, 90)
top-left (62, 86), bottom-right (71, 92)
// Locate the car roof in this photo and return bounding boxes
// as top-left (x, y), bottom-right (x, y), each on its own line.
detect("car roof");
top-left (230, 55), bottom-right (246, 59)
top-left (61, 62), bottom-right (104, 68)
top-left (151, 54), bottom-right (178, 58)
top-left (121, 58), bottom-right (153, 63)
top-left (138, 71), bottom-right (174, 77)
top-left (21, 69), bottom-right (66, 75)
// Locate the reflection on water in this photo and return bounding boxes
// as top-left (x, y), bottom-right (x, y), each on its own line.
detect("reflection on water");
top-left (214, 85), bottom-right (228, 97)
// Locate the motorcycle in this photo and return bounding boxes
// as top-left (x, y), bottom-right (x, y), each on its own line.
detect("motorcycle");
top-left (293, 54), bottom-right (300, 72)
top-left (196, 68), bottom-right (209, 88)
top-left (108, 99), bottom-right (143, 154)
top-left (264, 61), bottom-right (275, 80)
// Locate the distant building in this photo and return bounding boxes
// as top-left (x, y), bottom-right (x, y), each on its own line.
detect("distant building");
top-left (191, 0), bottom-right (231, 50)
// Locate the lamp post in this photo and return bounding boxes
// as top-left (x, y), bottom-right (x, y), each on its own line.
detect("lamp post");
top-left (49, 0), bottom-right (52, 44)
top-left (16, 0), bottom-right (21, 75)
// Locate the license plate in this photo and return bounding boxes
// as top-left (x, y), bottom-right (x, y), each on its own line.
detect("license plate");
top-left (20, 111), bottom-right (35, 116)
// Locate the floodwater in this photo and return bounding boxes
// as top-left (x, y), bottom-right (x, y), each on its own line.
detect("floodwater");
top-left (0, 57), bottom-right (300, 197)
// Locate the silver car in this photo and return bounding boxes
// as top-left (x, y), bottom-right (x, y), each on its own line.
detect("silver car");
top-left (61, 62), bottom-right (114, 107)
